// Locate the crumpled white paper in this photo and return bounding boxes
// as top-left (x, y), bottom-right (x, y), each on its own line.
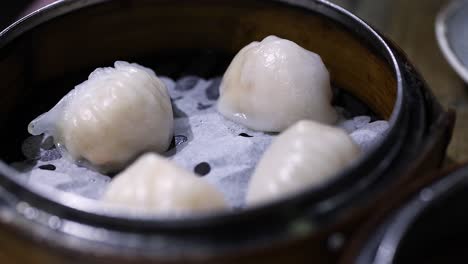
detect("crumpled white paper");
top-left (15, 75), bottom-right (389, 208)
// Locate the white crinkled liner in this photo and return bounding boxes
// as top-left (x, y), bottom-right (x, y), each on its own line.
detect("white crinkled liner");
top-left (16, 75), bottom-right (389, 209)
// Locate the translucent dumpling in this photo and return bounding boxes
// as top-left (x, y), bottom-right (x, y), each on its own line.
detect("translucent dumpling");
top-left (28, 61), bottom-right (173, 173)
top-left (102, 153), bottom-right (226, 215)
top-left (246, 120), bottom-right (360, 205)
top-left (218, 35), bottom-right (337, 132)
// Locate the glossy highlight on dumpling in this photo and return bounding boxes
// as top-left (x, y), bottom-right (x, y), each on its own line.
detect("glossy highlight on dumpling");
top-left (246, 120), bottom-right (360, 205)
top-left (28, 61), bottom-right (173, 173)
top-left (102, 153), bottom-right (227, 215)
top-left (218, 35), bottom-right (337, 132)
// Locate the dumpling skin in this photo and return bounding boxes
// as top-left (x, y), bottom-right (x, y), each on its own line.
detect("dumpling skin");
top-left (102, 153), bottom-right (226, 215)
top-left (28, 61), bottom-right (173, 173)
top-left (246, 120), bottom-right (360, 205)
top-left (218, 35), bottom-right (337, 132)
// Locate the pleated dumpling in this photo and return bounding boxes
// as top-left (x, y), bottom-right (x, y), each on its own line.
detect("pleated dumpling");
top-left (28, 61), bottom-right (173, 173)
top-left (218, 35), bottom-right (337, 132)
top-left (246, 120), bottom-right (360, 205)
top-left (102, 153), bottom-right (226, 215)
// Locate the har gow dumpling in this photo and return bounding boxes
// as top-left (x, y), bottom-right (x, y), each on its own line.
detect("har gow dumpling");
top-left (246, 120), bottom-right (359, 205)
top-left (102, 153), bottom-right (226, 215)
top-left (218, 35), bottom-right (337, 132)
top-left (28, 61), bottom-right (173, 173)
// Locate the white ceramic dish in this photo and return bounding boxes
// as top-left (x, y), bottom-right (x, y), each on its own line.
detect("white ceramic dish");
top-left (436, 0), bottom-right (468, 83)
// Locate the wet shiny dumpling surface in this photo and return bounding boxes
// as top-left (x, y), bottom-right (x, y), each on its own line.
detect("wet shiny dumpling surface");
top-left (246, 120), bottom-right (360, 205)
top-left (28, 61), bottom-right (173, 173)
top-left (218, 35), bottom-right (337, 132)
top-left (102, 153), bottom-right (227, 215)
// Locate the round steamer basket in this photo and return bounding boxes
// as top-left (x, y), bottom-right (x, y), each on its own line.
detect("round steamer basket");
top-left (0, 0), bottom-right (454, 263)
top-left (342, 163), bottom-right (468, 264)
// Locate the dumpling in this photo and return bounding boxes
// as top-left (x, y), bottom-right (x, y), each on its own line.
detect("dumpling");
top-left (28, 61), bottom-right (173, 173)
top-left (218, 35), bottom-right (336, 132)
top-left (246, 120), bottom-right (359, 205)
top-left (102, 153), bottom-right (226, 215)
